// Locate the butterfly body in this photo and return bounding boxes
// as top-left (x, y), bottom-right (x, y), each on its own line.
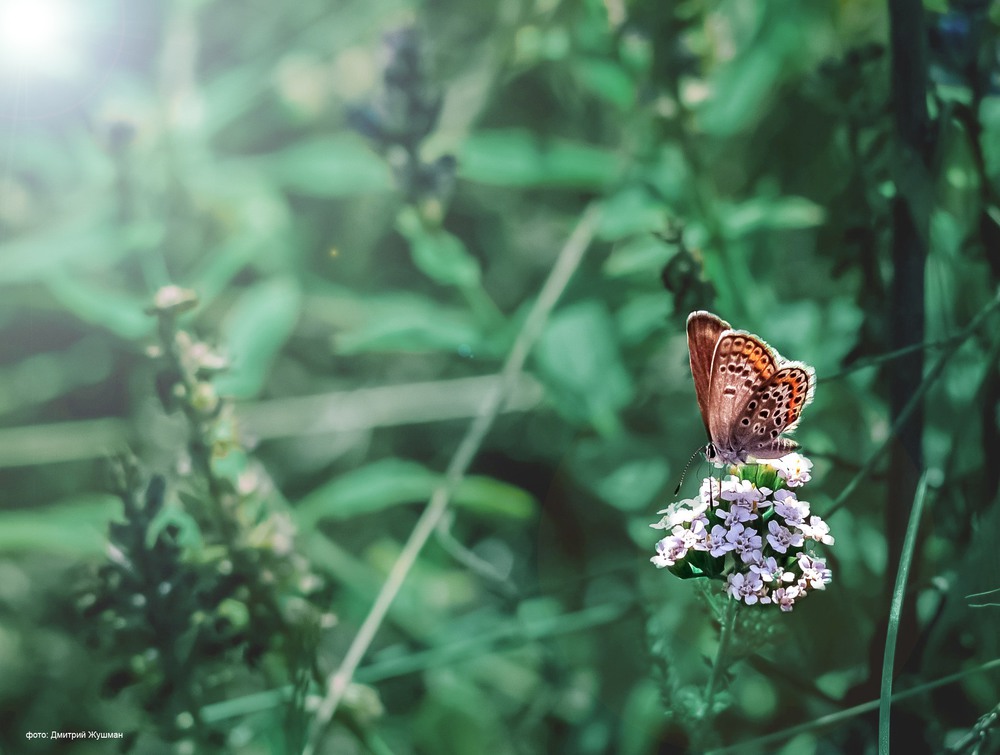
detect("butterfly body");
top-left (686, 311), bottom-right (815, 465)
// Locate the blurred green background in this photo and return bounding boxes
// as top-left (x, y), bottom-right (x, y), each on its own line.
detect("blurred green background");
top-left (2, 0), bottom-right (1000, 752)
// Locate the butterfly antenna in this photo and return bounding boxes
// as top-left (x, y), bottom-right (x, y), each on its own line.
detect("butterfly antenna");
top-left (674, 446), bottom-right (705, 495)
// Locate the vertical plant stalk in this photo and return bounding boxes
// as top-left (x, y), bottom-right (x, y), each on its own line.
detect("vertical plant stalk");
top-left (703, 599), bottom-right (739, 726)
top-left (886, 0), bottom-right (931, 569)
top-left (302, 203), bottom-right (603, 755)
top-left (879, 471), bottom-right (931, 753)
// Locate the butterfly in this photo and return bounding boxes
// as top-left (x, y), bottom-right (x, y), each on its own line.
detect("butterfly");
top-left (687, 311), bottom-right (815, 465)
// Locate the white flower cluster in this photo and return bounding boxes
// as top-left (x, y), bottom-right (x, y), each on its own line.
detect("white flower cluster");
top-left (650, 454), bottom-right (832, 612)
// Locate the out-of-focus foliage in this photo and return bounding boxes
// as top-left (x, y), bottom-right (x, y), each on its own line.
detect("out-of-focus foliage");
top-left (1, 0), bottom-right (999, 752)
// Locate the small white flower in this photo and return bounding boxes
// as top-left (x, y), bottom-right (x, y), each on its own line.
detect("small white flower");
top-left (773, 489), bottom-right (810, 524)
top-left (750, 556), bottom-right (794, 584)
top-left (651, 497), bottom-right (708, 529)
top-left (721, 478), bottom-right (771, 507)
top-left (796, 515), bottom-right (835, 545)
top-left (771, 585), bottom-right (801, 611)
top-left (772, 453), bottom-right (813, 487)
top-left (721, 504), bottom-right (757, 527)
top-left (727, 523), bottom-right (763, 564)
top-left (706, 524), bottom-right (736, 557)
top-left (797, 553), bottom-right (833, 590)
top-left (766, 520), bottom-right (804, 554)
top-left (727, 572), bottom-right (764, 605)
top-left (651, 534), bottom-right (690, 568)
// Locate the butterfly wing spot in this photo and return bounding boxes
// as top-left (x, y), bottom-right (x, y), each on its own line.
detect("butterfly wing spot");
top-left (703, 328), bottom-right (815, 460)
top-left (693, 316), bottom-right (815, 461)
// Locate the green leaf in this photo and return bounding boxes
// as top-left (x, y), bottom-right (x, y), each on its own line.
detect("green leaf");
top-left (0, 495), bottom-right (119, 556)
top-left (574, 58), bottom-right (635, 111)
top-left (569, 438), bottom-right (670, 512)
top-left (258, 135), bottom-right (393, 196)
top-left (46, 277), bottom-right (151, 339)
top-left (598, 187), bottom-right (666, 241)
top-left (603, 234), bottom-right (672, 278)
top-left (644, 144), bottom-right (691, 207)
top-left (214, 277), bottom-right (302, 398)
top-left (452, 476), bottom-right (535, 519)
top-left (0, 213), bottom-right (163, 283)
top-left (295, 459), bottom-right (536, 527)
top-left (459, 129), bottom-right (620, 188)
top-left (616, 293), bottom-right (671, 345)
top-left (533, 300), bottom-right (634, 432)
top-left (334, 292), bottom-right (484, 355)
top-left (397, 207), bottom-right (482, 288)
top-left (296, 459), bottom-right (435, 527)
top-left (721, 196), bottom-right (825, 237)
top-left (981, 98), bottom-right (1000, 182)
top-left (146, 503), bottom-right (204, 550)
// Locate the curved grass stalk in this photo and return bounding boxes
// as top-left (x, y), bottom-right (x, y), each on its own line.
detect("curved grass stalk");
top-left (820, 336), bottom-right (955, 383)
top-left (879, 472), bottom-right (931, 753)
top-left (707, 657), bottom-right (1000, 754)
top-left (301, 202), bottom-right (603, 755)
top-left (825, 288), bottom-right (1000, 519)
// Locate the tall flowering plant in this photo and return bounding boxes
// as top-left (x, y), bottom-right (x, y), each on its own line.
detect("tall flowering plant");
top-left (651, 454), bottom-right (833, 611)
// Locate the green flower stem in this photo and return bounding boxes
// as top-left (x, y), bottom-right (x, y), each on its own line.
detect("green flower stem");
top-left (703, 598), bottom-right (739, 722)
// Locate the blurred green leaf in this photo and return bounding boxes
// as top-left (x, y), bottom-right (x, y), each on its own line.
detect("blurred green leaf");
top-left (616, 293), bottom-right (671, 345)
top-left (452, 476), bottom-right (536, 519)
top-left (0, 336), bottom-right (114, 415)
top-left (46, 277), bottom-right (151, 339)
top-left (334, 292), bottom-right (484, 355)
top-left (459, 129), bottom-right (620, 188)
top-left (982, 98), bottom-right (1000, 182)
top-left (721, 196), bottom-right (825, 237)
top-left (189, 234), bottom-right (267, 306)
top-left (598, 187), bottom-right (666, 241)
top-left (0, 495), bottom-right (118, 555)
top-left (534, 300), bottom-right (634, 432)
top-left (397, 207), bottom-right (482, 288)
top-left (0, 214), bottom-right (163, 283)
top-left (574, 58), bottom-right (635, 111)
top-left (214, 277), bottom-right (302, 398)
top-left (570, 438), bottom-right (670, 512)
top-left (147, 503), bottom-right (204, 551)
top-left (644, 144), bottom-right (691, 208)
top-left (618, 679), bottom-right (665, 755)
top-left (295, 459), bottom-right (536, 527)
top-left (296, 459), bottom-right (435, 527)
top-left (697, 17), bottom-right (809, 136)
top-left (603, 234), bottom-right (672, 277)
top-left (258, 135), bottom-right (393, 196)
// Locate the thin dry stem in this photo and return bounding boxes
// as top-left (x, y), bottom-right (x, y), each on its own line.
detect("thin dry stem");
top-left (301, 203), bottom-right (602, 755)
